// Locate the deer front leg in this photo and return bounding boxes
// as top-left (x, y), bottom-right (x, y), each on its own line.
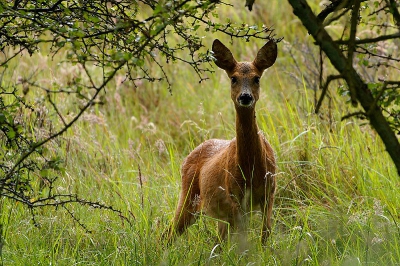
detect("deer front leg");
top-left (217, 204), bottom-right (244, 242)
top-left (217, 220), bottom-right (229, 241)
top-left (260, 193), bottom-right (274, 244)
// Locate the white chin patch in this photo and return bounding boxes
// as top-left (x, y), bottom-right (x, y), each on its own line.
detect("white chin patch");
top-left (238, 101), bottom-right (254, 107)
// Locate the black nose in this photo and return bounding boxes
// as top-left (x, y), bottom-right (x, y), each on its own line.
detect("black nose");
top-left (238, 93), bottom-right (253, 106)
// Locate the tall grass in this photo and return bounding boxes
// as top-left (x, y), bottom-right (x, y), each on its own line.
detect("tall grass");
top-left (1, 0), bottom-right (399, 265)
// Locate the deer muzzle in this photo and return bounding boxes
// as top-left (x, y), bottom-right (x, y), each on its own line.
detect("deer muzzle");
top-left (237, 92), bottom-right (254, 107)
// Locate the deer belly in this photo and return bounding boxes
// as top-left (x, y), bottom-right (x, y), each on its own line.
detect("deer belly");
top-left (200, 189), bottom-right (228, 216)
top-left (198, 174), bottom-right (240, 219)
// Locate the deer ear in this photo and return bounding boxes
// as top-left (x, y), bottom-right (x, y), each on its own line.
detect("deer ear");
top-left (212, 39), bottom-right (237, 72)
top-left (253, 40), bottom-right (277, 72)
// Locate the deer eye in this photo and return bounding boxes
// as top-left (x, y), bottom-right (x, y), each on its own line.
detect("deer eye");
top-left (231, 76), bottom-right (237, 84)
top-left (254, 76), bottom-right (260, 84)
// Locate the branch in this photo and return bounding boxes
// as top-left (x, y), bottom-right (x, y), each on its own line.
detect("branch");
top-left (367, 81), bottom-right (400, 116)
top-left (47, 93), bottom-right (67, 127)
top-left (324, 7), bottom-right (351, 26)
top-left (315, 75), bottom-right (342, 113)
top-left (13, 0), bottom-right (64, 12)
top-left (385, 0), bottom-right (400, 28)
top-left (318, 0), bottom-right (351, 22)
top-left (336, 32), bottom-right (400, 44)
top-left (355, 46), bottom-right (400, 62)
top-left (0, 48), bottom-right (25, 67)
top-left (346, 0), bottom-right (361, 106)
top-left (341, 111), bottom-right (367, 120)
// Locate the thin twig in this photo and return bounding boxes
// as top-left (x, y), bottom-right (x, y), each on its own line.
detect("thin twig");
top-left (47, 93), bottom-right (67, 127)
top-left (315, 75), bottom-right (342, 113)
top-left (341, 111), bottom-right (367, 120)
top-left (335, 32), bottom-right (400, 44)
top-left (138, 164), bottom-right (144, 209)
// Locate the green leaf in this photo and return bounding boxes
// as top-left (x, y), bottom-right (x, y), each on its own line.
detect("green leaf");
top-left (0, 112), bottom-right (5, 123)
top-left (153, 4), bottom-right (164, 15)
top-left (56, 41), bottom-right (66, 48)
top-left (7, 128), bottom-right (16, 139)
top-left (132, 58), bottom-right (144, 67)
top-left (40, 169), bottom-right (50, 177)
top-left (113, 51), bottom-right (132, 62)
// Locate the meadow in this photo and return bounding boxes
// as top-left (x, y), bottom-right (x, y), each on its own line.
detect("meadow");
top-left (1, 1), bottom-right (399, 265)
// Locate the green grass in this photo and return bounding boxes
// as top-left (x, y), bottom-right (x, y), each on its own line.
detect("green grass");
top-left (1, 0), bottom-right (400, 265)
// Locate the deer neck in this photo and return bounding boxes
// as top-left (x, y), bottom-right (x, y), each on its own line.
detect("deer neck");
top-left (235, 107), bottom-right (263, 176)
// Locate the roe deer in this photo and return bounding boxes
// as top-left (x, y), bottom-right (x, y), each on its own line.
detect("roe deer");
top-left (168, 39), bottom-right (277, 243)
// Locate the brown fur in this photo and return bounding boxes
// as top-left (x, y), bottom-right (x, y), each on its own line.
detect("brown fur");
top-left (167, 39), bottom-right (277, 243)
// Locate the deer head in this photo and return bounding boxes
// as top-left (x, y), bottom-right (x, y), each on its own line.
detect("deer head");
top-left (212, 39), bottom-right (277, 108)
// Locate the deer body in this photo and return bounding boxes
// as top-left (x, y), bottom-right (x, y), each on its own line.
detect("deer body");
top-left (169, 39), bottom-right (277, 243)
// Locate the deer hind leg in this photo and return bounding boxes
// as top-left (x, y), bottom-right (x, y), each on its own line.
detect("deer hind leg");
top-left (172, 195), bottom-right (197, 234)
top-left (167, 176), bottom-right (200, 242)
